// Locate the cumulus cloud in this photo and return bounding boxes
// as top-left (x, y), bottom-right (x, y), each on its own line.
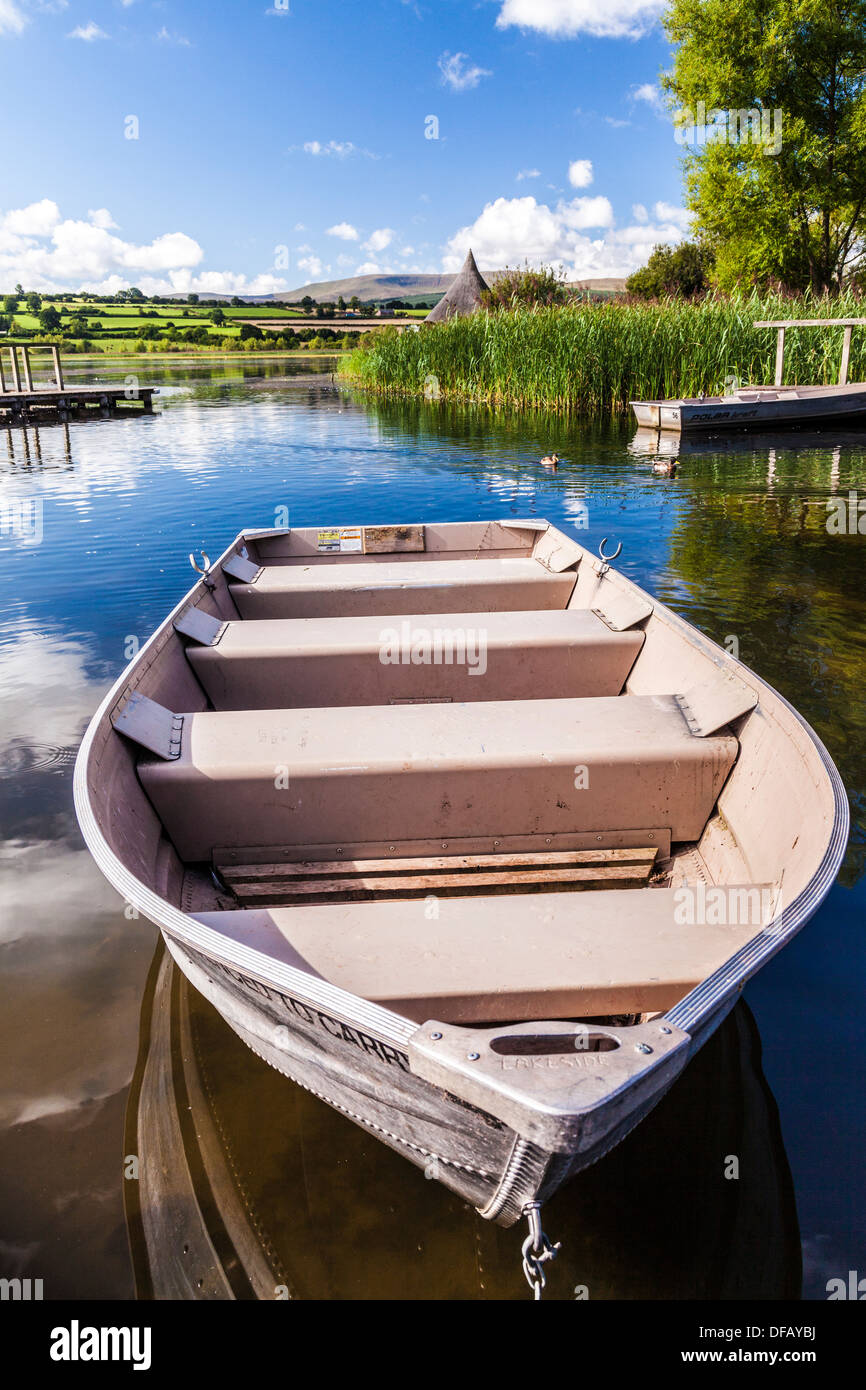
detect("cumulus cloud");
top-left (495, 0), bottom-right (665, 40)
top-left (0, 1), bottom-right (27, 36)
top-left (87, 208), bottom-right (118, 230)
top-left (297, 254), bottom-right (324, 279)
top-left (0, 199), bottom-right (288, 295)
top-left (568, 159), bottom-right (593, 189)
top-left (652, 200), bottom-right (691, 228)
top-left (326, 222), bottom-right (359, 241)
top-left (363, 227), bottom-right (394, 254)
top-left (562, 195), bottom-right (614, 228)
top-left (3, 199), bottom-right (61, 236)
top-left (68, 20), bottom-right (107, 40)
top-left (438, 51), bottom-right (492, 92)
top-left (443, 191), bottom-right (691, 279)
top-left (516, 168), bottom-right (541, 182)
top-left (355, 260), bottom-right (383, 275)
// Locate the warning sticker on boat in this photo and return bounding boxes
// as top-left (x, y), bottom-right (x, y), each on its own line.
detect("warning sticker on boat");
top-left (317, 527), bottom-right (363, 553)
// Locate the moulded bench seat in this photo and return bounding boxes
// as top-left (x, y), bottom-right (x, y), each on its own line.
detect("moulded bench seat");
top-left (137, 695), bottom-right (738, 863)
top-left (228, 556), bottom-right (576, 620)
top-left (194, 886), bottom-right (767, 1022)
top-left (185, 608), bottom-right (644, 709)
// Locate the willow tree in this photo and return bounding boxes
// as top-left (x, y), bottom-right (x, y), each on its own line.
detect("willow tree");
top-left (663, 0), bottom-right (866, 292)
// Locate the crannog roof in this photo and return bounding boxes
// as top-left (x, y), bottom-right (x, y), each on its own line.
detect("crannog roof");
top-left (425, 249), bottom-right (489, 323)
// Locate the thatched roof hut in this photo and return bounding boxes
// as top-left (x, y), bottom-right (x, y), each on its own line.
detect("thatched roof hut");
top-left (425, 248), bottom-right (488, 322)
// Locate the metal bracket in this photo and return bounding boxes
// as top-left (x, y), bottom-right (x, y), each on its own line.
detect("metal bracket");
top-left (676, 670), bottom-right (758, 737)
top-left (173, 607), bottom-right (227, 646)
top-left (111, 692), bottom-right (184, 760)
top-left (223, 553), bottom-right (262, 584)
top-left (408, 1017), bottom-right (690, 1153)
top-left (532, 527), bottom-right (584, 574)
top-left (591, 590), bottom-right (653, 632)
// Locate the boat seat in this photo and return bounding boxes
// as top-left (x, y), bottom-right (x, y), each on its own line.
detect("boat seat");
top-left (137, 695), bottom-right (738, 863)
top-left (228, 556), bottom-right (576, 620)
top-left (194, 886), bottom-right (768, 1023)
top-left (184, 609), bottom-right (644, 709)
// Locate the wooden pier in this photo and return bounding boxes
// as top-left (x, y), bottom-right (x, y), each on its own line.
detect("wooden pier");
top-left (0, 343), bottom-right (155, 421)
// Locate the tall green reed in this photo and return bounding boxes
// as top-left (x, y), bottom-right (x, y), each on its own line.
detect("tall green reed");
top-left (341, 290), bottom-right (866, 414)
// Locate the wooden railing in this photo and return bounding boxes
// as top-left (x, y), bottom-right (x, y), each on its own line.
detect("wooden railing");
top-left (0, 343), bottom-right (65, 394)
top-left (755, 318), bottom-right (866, 387)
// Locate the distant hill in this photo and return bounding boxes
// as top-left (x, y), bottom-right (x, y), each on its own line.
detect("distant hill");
top-left (193, 271), bottom-right (627, 305)
top-left (572, 277), bottom-right (627, 294)
top-left (268, 271), bottom-right (499, 306)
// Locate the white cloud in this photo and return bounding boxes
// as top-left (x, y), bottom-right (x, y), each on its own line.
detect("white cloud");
top-left (326, 222), bottom-right (359, 241)
top-left (495, 0), bottom-right (664, 40)
top-left (561, 195), bottom-right (614, 228)
top-left (438, 51), bottom-right (492, 92)
top-left (67, 20), bottom-right (107, 40)
top-left (632, 202), bottom-right (648, 223)
top-left (632, 81), bottom-right (664, 112)
top-left (568, 159), bottom-right (593, 189)
top-left (0, 198), bottom-right (290, 295)
top-left (363, 227), bottom-right (393, 253)
top-left (516, 169), bottom-right (541, 181)
top-left (355, 261), bottom-right (383, 275)
top-left (2, 199), bottom-right (61, 236)
top-left (301, 139), bottom-right (375, 158)
top-left (0, 0), bottom-right (27, 36)
top-left (156, 25), bottom-right (191, 46)
top-left (297, 254), bottom-right (323, 279)
top-left (443, 191), bottom-right (688, 279)
top-left (652, 200), bottom-right (690, 228)
top-left (87, 207), bottom-right (118, 230)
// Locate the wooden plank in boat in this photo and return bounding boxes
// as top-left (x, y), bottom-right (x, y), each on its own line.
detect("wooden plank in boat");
top-left (221, 847), bottom-right (658, 904)
top-left (223, 847), bottom-right (658, 880)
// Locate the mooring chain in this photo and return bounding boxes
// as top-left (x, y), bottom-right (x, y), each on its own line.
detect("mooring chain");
top-left (521, 1202), bottom-right (561, 1301)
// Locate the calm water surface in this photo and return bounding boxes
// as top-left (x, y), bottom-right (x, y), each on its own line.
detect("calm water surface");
top-left (0, 357), bottom-right (863, 1299)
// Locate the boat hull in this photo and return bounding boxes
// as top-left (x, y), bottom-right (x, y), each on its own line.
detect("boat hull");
top-left (161, 926), bottom-right (738, 1225)
top-left (631, 382), bottom-right (866, 433)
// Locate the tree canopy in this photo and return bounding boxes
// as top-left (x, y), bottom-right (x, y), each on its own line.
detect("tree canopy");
top-left (663, 0), bottom-right (866, 292)
top-left (626, 241), bottom-right (712, 298)
top-left (481, 263), bottom-right (570, 310)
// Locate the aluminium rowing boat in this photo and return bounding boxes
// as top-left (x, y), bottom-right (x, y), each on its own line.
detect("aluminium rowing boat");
top-left (631, 317), bottom-right (866, 434)
top-left (75, 519), bottom-right (847, 1278)
top-left (631, 381), bottom-right (866, 434)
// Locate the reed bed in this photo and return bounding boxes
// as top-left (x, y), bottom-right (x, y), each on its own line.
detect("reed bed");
top-left (341, 291), bottom-right (866, 414)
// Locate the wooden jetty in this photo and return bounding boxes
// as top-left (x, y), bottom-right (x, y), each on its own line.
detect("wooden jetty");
top-left (0, 343), bottom-right (155, 421)
top-left (631, 317), bottom-right (866, 433)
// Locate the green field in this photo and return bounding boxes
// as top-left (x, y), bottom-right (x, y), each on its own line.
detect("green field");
top-left (0, 294), bottom-right (361, 354)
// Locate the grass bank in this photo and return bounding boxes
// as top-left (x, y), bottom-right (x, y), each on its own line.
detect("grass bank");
top-left (341, 291), bottom-right (866, 414)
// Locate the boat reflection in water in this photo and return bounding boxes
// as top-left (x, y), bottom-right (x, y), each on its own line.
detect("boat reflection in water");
top-left (126, 943), bottom-right (801, 1301)
top-left (630, 423), bottom-right (866, 461)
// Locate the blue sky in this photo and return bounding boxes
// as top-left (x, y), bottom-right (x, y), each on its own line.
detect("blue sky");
top-left (0, 0), bottom-right (689, 293)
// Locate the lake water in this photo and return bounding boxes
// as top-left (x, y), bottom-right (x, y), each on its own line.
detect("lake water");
top-left (0, 356), bottom-right (863, 1300)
